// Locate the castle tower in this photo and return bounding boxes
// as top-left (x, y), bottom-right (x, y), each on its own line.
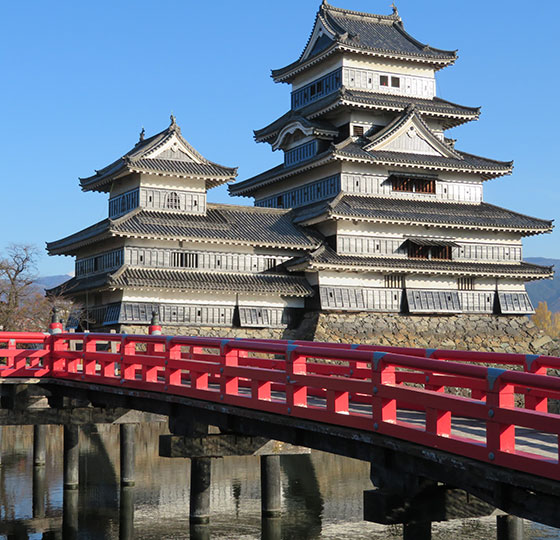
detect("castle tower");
top-left (48, 117), bottom-right (318, 330)
top-left (229, 2), bottom-right (553, 315)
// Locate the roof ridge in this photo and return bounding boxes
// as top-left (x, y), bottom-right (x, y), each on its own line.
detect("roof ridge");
top-left (322, 2), bottom-right (399, 24)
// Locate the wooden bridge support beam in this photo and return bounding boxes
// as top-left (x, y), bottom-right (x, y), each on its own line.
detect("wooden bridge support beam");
top-left (261, 455), bottom-right (282, 517)
top-left (160, 431), bottom-right (308, 524)
top-left (63, 488), bottom-right (79, 540)
top-left (63, 425), bottom-right (79, 490)
top-left (119, 487), bottom-right (135, 540)
top-left (32, 465), bottom-right (46, 519)
top-left (33, 425), bottom-right (47, 467)
top-left (120, 424), bottom-right (135, 487)
top-left (497, 515), bottom-right (524, 540)
top-left (190, 457), bottom-right (212, 524)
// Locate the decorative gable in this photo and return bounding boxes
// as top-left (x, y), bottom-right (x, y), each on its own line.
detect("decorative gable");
top-left (364, 107), bottom-right (462, 159)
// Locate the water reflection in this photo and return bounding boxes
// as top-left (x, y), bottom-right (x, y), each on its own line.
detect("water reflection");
top-left (0, 424), bottom-right (557, 539)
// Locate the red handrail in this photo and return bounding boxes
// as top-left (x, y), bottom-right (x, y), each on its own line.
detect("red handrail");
top-left (1, 330), bottom-right (559, 481)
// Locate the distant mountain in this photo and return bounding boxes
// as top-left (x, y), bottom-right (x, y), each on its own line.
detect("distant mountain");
top-left (526, 258), bottom-right (560, 312)
top-left (34, 275), bottom-right (72, 293)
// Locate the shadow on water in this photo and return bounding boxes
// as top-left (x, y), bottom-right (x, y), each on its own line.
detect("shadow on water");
top-left (280, 454), bottom-right (324, 540)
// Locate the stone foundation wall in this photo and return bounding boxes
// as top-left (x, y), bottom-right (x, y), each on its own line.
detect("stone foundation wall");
top-left (312, 312), bottom-right (560, 356)
top-left (120, 312), bottom-right (560, 357)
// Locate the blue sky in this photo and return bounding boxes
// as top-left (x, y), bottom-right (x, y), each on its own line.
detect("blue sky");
top-left (1, 1), bottom-right (558, 276)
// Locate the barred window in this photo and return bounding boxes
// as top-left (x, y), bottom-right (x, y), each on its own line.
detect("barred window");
top-left (384, 274), bottom-right (404, 289)
top-left (353, 125), bottom-right (364, 137)
top-left (171, 252), bottom-right (199, 268)
top-left (458, 277), bottom-right (475, 291)
top-left (166, 192), bottom-right (181, 210)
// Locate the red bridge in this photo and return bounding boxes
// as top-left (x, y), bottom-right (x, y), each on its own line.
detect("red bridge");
top-left (1, 325), bottom-right (560, 538)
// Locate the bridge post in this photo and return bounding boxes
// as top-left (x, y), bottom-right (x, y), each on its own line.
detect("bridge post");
top-left (63, 425), bottom-right (79, 490)
top-left (33, 425), bottom-right (47, 467)
top-left (261, 454), bottom-right (282, 517)
top-left (497, 515), bottom-right (524, 540)
top-left (63, 488), bottom-right (79, 540)
top-left (120, 487), bottom-right (135, 540)
top-left (190, 457), bottom-right (212, 524)
top-left (32, 464), bottom-right (46, 519)
top-left (403, 522), bottom-right (431, 540)
top-left (120, 424), bottom-right (135, 487)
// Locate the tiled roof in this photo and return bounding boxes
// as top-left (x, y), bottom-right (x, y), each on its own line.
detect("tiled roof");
top-left (108, 267), bottom-right (314, 297)
top-left (286, 245), bottom-right (553, 280)
top-left (255, 91), bottom-right (480, 143)
top-left (46, 273), bottom-right (111, 297)
top-left (231, 138), bottom-right (513, 197)
top-left (294, 195), bottom-right (553, 235)
top-left (79, 118), bottom-right (237, 193)
top-left (129, 159), bottom-right (236, 179)
top-left (46, 205), bottom-right (321, 256)
top-left (272, 4), bottom-right (456, 82)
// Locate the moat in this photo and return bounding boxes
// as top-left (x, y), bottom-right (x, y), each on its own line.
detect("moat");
top-left (1, 423), bottom-right (558, 540)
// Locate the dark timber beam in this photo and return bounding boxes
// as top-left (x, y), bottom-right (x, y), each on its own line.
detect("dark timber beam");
top-left (33, 425), bottom-right (47, 467)
top-left (120, 424), bottom-right (135, 487)
top-left (497, 516), bottom-right (524, 540)
top-left (63, 426), bottom-right (79, 490)
top-left (190, 458), bottom-right (211, 524)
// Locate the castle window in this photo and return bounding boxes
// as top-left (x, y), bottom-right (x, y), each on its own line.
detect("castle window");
top-left (391, 76), bottom-right (400, 88)
top-left (353, 125), bottom-right (364, 137)
top-left (385, 275), bottom-right (404, 289)
top-left (171, 252), bottom-right (199, 269)
top-left (392, 175), bottom-right (436, 194)
top-left (166, 192), bottom-right (181, 210)
top-left (458, 277), bottom-right (475, 291)
top-left (380, 75), bottom-right (389, 87)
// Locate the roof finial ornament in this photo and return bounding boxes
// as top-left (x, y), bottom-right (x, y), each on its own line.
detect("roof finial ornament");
top-left (170, 113), bottom-right (176, 128)
top-left (139, 127), bottom-right (145, 142)
top-left (391, 2), bottom-right (399, 17)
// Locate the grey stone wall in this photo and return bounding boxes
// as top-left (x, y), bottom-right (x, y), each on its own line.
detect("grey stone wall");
top-left (120, 312), bottom-right (560, 357)
top-left (312, 312), bottom-right (560, 356)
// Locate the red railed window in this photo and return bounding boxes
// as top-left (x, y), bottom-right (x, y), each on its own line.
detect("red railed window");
top-left (392, 176), bottom-right (436, 194)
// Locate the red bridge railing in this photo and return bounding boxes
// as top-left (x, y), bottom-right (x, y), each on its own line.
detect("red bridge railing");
top-left (1, 330), bottom-right (560, 481)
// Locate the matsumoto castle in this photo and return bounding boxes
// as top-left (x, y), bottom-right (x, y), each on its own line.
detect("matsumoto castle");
top-left (48, 2), bottom-right (553, 331)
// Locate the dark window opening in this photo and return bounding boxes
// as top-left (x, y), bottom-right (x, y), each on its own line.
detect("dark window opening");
top-left (353, 125), bottom-right (364, 137)
top-left (391, 76), bottom-right (400, 88)
top-left (458, 277), bottom-right (475, 291)
top-left (277, 196), bottom-right (284, 208)
top-left (392, 176), bottom-right (436, 194)
top-left (166, 192), bottom-right (181, 210)
top-left (171, 252), bottom-right (199, 268)
top-left (380, 75), bottom-right (389, 87)
top-left (408, 243), bottom-right (452, 261)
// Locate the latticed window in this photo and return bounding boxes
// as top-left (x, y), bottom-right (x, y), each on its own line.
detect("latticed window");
top-left (353, 125), bottom-right (364, 137)
top-left (458, 277), bottom-right (475, 291)
top-left (392, 176), bottom-right (436, 194)
top-left (166, 192), bottom-right (181, 209)
top-left (384, 274), bottom-right (404, 289)
top-left (171, 252), bottom-right (199, 268)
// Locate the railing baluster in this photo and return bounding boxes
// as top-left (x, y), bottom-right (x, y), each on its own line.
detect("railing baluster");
top-left (426, 373), bottom-right (451, 437)
top-left (165, 340), bottom-right (182, 388)
top-left (486, 369), bottom-right (515, 457)
top-left (285, 345), bottom-right (307, 411)
top-left (525, 355), bottom-right (548, 412)
top-left (220, 341), bottom-right (239, 398)
top-left (371, 352), bottom-right (396, 426)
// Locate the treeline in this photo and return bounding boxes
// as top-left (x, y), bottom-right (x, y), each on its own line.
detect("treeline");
top-left (0, 244), bottom-right (72, 332)
top-left (532, 302), bottom-right (560, 340)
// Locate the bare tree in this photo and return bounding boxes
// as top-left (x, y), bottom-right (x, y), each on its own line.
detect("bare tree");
top-left (0, 244), bottom-right (39, 331)
top-left (0, 244), bottom-right (74, 332)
